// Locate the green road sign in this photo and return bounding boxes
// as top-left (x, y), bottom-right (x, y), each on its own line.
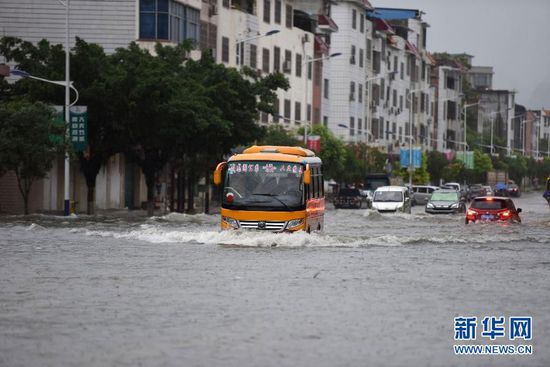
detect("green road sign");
top-left (456, 151), bottom-right (474, 169)
top-left (69, 106), bottom-right (88, 152)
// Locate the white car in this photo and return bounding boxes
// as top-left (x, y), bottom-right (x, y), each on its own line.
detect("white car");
top-left (371, 186), bottom-right (412, 213)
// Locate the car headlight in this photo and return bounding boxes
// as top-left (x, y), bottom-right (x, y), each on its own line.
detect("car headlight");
top-left (426, 203), bottom-right (434, 208)
top-left (451, 203), bottom-right (460, 208)
top-left (286, 218), bottom-right (304, 229)
top-left (222, 216), bottom-right (239, 229)
top-left (396, 202), bottom-right (404, 208)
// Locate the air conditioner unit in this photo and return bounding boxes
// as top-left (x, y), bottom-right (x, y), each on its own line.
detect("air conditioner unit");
top-left (283, 60), bottom-right (291, 72)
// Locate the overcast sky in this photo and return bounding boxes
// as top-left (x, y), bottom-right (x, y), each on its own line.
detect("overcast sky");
top-left (371, 0), bottom-right (550, 109)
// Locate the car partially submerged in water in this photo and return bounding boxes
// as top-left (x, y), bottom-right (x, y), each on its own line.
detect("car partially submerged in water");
top-left (333, 188), bottom-right (363, 209)
top-left (425, 190), bottom-right (466, 214)
top-left (465, 196), bottom-right (522, 224)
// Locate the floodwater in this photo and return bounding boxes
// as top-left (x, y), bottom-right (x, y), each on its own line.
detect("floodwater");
top-left (1, 193), bottom-right (549, 367)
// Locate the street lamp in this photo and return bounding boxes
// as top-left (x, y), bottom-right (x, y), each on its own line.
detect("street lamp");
top-left (235, 29), bottom-right (280, 67)
top-left (302, 52), bottom-right (342, 144)
top-left (406, 86), bottom-right (434, 187)
top-left (10, 70), bottom-right (80, 106)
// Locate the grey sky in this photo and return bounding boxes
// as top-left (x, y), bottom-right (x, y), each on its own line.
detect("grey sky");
top-left (371, 0), bottom-right (550, 109)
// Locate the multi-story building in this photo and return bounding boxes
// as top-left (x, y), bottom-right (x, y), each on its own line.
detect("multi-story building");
top-left (217, 0), bottom-right (315, 131)
top-left (477, 89), bottom-right (516, 155)
top-left (367, 8), bottom-right (434, 153)
top-left (468, 66), bottom-right (494, 90)
top-left (324, 0), bottom-right (373, 143)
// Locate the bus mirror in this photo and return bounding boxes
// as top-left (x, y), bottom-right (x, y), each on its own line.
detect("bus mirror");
top-left (213, 162), bottom-right (226, 185)
top-left (304, 164), bottom-right (311, 185)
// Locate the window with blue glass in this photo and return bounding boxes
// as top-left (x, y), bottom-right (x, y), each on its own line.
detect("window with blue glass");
top-left (139, 0), bottom-right (200, 45)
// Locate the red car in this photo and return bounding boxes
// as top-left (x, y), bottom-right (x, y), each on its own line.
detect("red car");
top-left (465, 196), bottom-right (522, 224)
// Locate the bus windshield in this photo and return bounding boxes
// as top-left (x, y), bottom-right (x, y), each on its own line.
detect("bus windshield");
top-left (223, 161), bottom-right (304, 210)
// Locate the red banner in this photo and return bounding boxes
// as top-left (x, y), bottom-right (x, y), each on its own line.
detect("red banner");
top-left (307, 135), bottom-right (321, 153)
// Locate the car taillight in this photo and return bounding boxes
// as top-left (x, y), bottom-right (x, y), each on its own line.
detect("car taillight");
top-left (466, 209), bottom-right (477, 217)
top-left (500, 210), bottom-right (512, 218)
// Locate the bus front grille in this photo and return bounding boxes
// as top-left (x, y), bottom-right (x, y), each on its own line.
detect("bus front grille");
top-left (239, 220), bottom-right (286, 231)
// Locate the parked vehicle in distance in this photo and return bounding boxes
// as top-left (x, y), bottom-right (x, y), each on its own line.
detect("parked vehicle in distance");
top-left (410, 185), bottom-right (440, 206)
top-left (364, 173), bottom-right (391, 192)
top-left (371, 186), bottom-right (412, 213)
top-left (333, 188), bottom-right (363, 209)
top-left (425, 190), bottom-right (466, 214)
top-left (465, 196), bottom-right (522, 224)
top-left (441, 182), bottom-right (468, 201)
top-left (494, 182), bottom-right (508, 196)
top-left (481, 185), bottom-right (494, 196)
top-left (468, 184), bottom-right (484, 198)
top-left (507, 183), bottom-right (521, 197)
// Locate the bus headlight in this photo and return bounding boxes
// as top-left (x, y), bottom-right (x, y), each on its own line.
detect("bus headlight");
top-left (222, 216), bottom-right (239, 229)
top-left (286, 219), bottom-right (304, 229)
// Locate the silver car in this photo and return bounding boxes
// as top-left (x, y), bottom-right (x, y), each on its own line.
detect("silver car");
top-left (410, 185), bottom-right (439, 206)
top-left (425, 190), bottom-right (466, 214)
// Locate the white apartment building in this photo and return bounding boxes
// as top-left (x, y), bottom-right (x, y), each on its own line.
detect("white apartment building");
top-left (433, 66), bottom-right (463, 152)
top-left (477, 89), bottom-right (516, 155)
top-left (217, 0), bottom-right (314, 130)
top-left (367, 8), bottom-right (434, 153)
top-left (325, 0), bottom-right (372, 143)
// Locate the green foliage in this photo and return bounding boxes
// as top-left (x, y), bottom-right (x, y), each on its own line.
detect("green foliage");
top-left (310, 124), bottom-right (346, 180)
top-left (442, 160), bottom-right (465, 183)
top-left (427, 150), bottom-right (448, 184)
top-left (260, 125), bottom-right (300, 146)
top-left (0, 100), bottom-right (64, 214)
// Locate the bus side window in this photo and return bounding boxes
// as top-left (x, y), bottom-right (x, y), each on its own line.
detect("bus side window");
top-left (317, 167), bottom-right (323, 197)
top-left (311, 167), bottom-right (318, 198)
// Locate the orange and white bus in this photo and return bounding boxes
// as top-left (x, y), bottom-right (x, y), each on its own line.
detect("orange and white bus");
top-left (213, 145), bottom-right (324, 233)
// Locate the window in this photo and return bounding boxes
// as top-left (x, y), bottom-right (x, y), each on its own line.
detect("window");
top-left (350, 117), bottom-right (355, 136)
top-left (263, 0), bottom-right (271, 23)
top-left (262, 48), bottom-right (270, 73)
top-left (400, 95), bottom-right (403, 110)
top-left (393, 56), bottom-right (398, 73)
top-left (283, 50), bottom-right (292, 73)
top-left (400, 62), bottom-right (404, 79)
top-left (261, 112), bottom-right (269, 123)
top-left (352, 9), bottom-right (357, 29)
top-left (249, 44), bottom-right (257, 69)
top-left (359, 49), bottom-right (364, 68)
top-left (446, 76), bottom-right (456, 90)
top-left (350, 82), bottom-right (355, 101)
top-left (284, 99), bottom-right (291, 121)
top-left (307, 62), bottom-right (312, 80)
top-left (274, 46), bottom-right (280, 71)
top-left (393, 89), bottom-right (397, 107)
top-left (360, 14), bottom-right (364, 33)
top-left (307, 104), bottom-right (311, 122)
top-left (350, 45), bottom-right (356, 64)
top-left (366, 39), bottom-right (372, 60)
top-left (285, 5), bottom-right (293, 28)
top-left (222, 36), bottom-right (229, 63)
top-left (405, 89), bottom-right (410, 108)
top-left (222, 0), bottom-right (229, 8)
top-left (275, 0), bottom-right (281, 24)
top-left (358, 118), bottom-right (362, 132)
top-left (295, 101), bottom-right (301, 122)
top-left (358, 84), bottom-right (363, 103)
top-left (295, 54), bottom-right (302, 77)
top-left (140, 0), bottom-right (200, 45)
top-left (323, 116), bottom-right (328, 127)
top-left (324, 78), bottom-right (329, 99)
top-left (380, 79), bottom-right (385, 100)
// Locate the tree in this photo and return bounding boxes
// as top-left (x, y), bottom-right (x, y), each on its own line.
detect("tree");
top-left (427, 150), bottom-right (448, 185)
top-left (260, 125), bottom-right (300, 146)
top-left (0, 101), bottom-right (64, 214)
top-left (310, 124), bottom-right (346, 180)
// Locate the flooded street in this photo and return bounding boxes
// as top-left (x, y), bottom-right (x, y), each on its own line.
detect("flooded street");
top-left (1, 193), bottom-right (549, 366)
